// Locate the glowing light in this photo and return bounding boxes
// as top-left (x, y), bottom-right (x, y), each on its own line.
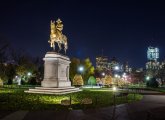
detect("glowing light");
top-left (115, 74), bottom-right (118, 78)
top-left (113, 86), bottom-right (117, 91)
top-left (27, 72), bottom-right (32, 76)
top-left (78, 66), bottom-right (84, 72)
top-left (115, 74), bottom-right (120, 78)
top-left (122, 73), bottom-right (126, 78)
top-left (114, 66), bottom-right (119, 70)
top-left (146, 76), bottom-right (150, 80)
top-left (102, 72), bottom-right (105, 76)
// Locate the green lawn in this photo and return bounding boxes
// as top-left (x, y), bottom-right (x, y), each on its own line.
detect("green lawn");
top-left (0, 87), bottom-right (143, 110)
top-left (146, 87), bottom-right (165, 92)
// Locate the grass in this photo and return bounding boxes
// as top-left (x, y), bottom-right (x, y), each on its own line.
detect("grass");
top-left (146, 87), bottom-right (165, 93)
top-left (0, 87), bottom-right (143, 110)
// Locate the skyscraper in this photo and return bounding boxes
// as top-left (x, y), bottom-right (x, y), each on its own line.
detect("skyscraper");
top-left (146, 46), bottom-right (160, 69)
top-left (147, 46), bottom-right (159, 61)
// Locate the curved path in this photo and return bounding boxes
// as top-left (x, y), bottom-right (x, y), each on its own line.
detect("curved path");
top-left (1, 90), bottom-right (165, 120)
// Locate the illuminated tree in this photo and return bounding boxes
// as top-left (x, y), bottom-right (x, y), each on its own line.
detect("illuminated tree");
top-left (101, 78), bottom-right (105, 85)
top-left (16, 58), bottom-right (37, 84)
top-left (69, 58), bottom-right (80, 81)
top-left (104, 75), bottom-right (112, 86)
top-left (88, 76), bottom-right (96, 85)
top-left (73, 74), bottom-right (84, 86)
top-left (96, 78), bottom-right (101, 84)
top-left (113, 77), bottom-right (122, 86)
top-left (118, 79), bottom-right (125, 86)
top-left (69, 57), bottom-right (95, 85)
top-left (0, 78), bottom-right (3, 86)
top-left (82, 58), bottom-right (95, 84)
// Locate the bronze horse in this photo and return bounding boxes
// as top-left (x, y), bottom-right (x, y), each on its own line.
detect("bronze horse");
top-left (48, 19), bottom-right (68, 53)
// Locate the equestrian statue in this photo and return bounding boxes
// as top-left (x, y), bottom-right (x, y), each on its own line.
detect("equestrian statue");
top-left (48, 18), bottom-right (68, 53)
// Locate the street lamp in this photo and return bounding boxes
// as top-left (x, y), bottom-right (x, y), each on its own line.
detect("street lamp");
top-left (114, 74), bottom-right (118, 78)
top-left (112, 86), bottom-right (117, 120)
top-left (146, 76), bottom-right (150, 81)
top-left (102, 72), bottom-right (105, 76)
top-left (122, 73), bottom-right (126, 77)
top-left (114, 74), bottom-right (120, 78)
top-left (78, 66), bottom-right (84, 73)
top-left (27, 72), bottom-right (32, 77)
top-left (113, 86), bottom-right (117, 91)
top-left (112, 86), bottom-right (117, 106)
top-left (78, 66), bottom-right (84, 80)
top-left (114, 66), bottom-right (119, 71)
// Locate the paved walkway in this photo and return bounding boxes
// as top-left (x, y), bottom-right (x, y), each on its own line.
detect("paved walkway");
top-left (1, 90), bottom-right (165, 120)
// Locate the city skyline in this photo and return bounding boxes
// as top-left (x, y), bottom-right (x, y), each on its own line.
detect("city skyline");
top-left (1, 1), bottom-right (165, 67)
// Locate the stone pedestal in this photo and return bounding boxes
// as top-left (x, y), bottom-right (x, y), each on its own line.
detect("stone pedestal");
top-left (41, 52), bottom-right (71, 87)
top-left (25, 52), bottom-right (81, 94)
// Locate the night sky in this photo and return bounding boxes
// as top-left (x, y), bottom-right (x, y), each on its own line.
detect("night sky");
top-left (1, 0), bottom-right (165, 68)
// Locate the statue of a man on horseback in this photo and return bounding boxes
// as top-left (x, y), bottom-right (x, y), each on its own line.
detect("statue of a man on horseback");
top-left (48, 18), bottom-right (68, 53)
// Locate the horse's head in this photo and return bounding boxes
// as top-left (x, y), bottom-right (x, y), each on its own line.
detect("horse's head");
top-left (51, 20), bottom-right (56, 33)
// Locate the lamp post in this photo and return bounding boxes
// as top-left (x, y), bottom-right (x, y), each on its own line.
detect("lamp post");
top-left (114, 66), bottom-right (119, 71)
top-left (15, 75), bottom-right (21, 86)
top-left (78, 66), bottom-right (84, 80)
top-left (27, 72), bottom-right (32, 84)
top-left (27, 72), bottom-right (32, 77)
top-left (79, 66), bottom-right (84, 73)
top-left (146, 76), bottom-right (150, 81)
top-left (113, 86), bottom-right (117, 105)
top-left (112, 86), bottom-right (117, 120)
top-left (102, 72), bottom-right (105, 77)
top-left (100, 72), bottom-right (105, 87)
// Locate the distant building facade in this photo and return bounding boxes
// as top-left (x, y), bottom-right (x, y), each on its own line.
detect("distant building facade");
top-left (147, 46), bottom-right (159, 61)
top-left (146, 46), bottom-right (160, 70)
top-left (96, 56), bottom-right (109, 70)
top-left (96, 56), bottom-right (132, 77)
